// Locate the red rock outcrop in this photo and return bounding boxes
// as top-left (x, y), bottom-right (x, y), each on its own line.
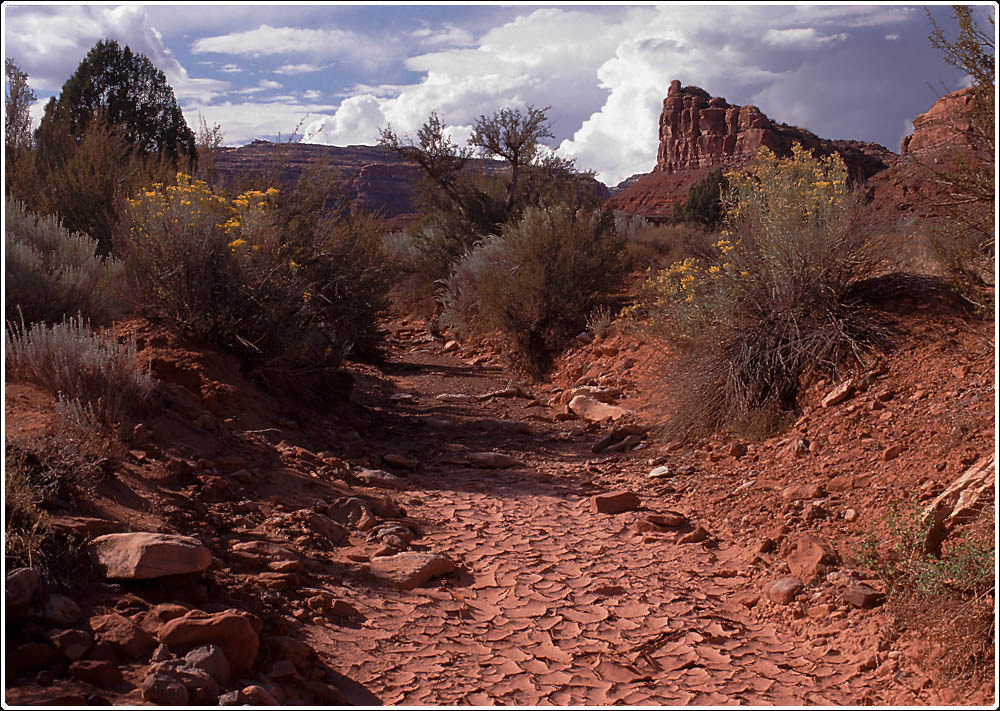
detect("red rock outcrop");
top-left (866, 87), bottom-right (986, 222)
top-left (608, 80), bottom-right (895, 220)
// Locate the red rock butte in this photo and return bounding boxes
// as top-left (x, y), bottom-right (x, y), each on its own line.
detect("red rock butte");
top-left (608, 79), bottom-right (895, 221)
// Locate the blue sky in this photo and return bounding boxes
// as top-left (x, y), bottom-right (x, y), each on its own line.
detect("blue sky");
top-left (3, 2), bottom-right (994, 186)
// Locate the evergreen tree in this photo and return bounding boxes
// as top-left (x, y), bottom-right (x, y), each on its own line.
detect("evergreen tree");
top-left (36, 39), bottom-right (196, 168)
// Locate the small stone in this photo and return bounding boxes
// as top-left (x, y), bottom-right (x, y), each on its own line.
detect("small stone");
top-left (728, 441), bottom-right (748, 458)
top-left (844, 583), bottom-right (885, 609)
top-left (646, 511), bottom-right (687, 528)
top-left (678, 526), bottom-right (710, 544)
top-left (883, 444), bottom-right (905, 462)
top-left (591, 490), bottom-right (640, 514)
top-left (142, 672), bottom-right (189, 705)
top-left (803, 502), bottom-right (827, 521)
top-left (767, 577), bottom-right (804, 604)
top-left (69, 660), bottom-right (122, 689)
top-left (647, 465), bottom-right (672, 479)
top-left (442, 340), bottom-right (459, 353)
top-left (822, 381), bottom-right (854, 407)
top-left (242, 685), bottom-right (279, 706)
top-left (843, 508), bottom-right (858, 522)
top-left (567, 395), bottom-right (630, 422)
top-left (787, 435), bottom-right (810, 457)
top-left (782, 483), bottom-right (825, 500)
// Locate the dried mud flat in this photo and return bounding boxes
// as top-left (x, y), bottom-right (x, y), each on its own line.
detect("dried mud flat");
top-left (4, 297), bottom-right (994, 707)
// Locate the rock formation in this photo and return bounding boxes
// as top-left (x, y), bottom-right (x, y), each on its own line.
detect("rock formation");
top-left (608, 80), bottom-right (894, 220)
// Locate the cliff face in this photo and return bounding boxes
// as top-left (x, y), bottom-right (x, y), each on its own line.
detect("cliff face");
top-left (211, 142), bottom-right (609, 228)
top-left (608, 80), bottom-right (895, 220)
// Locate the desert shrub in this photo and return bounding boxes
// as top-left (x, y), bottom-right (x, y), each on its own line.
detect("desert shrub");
top-left (465, 205), bottom-right (627, 376)
top-left (22, 120), bottom-right (177, 254)
top-left (617, 213), bottom-right (717, 269)
top-left (674, 167), bottom-right (729, 229)
top-left (853, 499), bottom-right (995, 687)
top-left (118, 172), bottom-right (387, 380)
top-left (438, 234), bottom-right (511, 342)
top-left (5, 315), bottom-right (154, 426)
top-left (4, 199), bottom-right (123, 326)
top-left (586, 305), bottom-right (617, 340)
top-left (635, 145), bottom-right (890, 437)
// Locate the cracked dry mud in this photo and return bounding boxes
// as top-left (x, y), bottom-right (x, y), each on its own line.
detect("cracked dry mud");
top-left (304, 334), bottom-right (896, 706)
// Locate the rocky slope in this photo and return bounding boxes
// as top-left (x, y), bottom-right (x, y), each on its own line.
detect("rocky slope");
top-left (607, 80), bottom-right (895, 220)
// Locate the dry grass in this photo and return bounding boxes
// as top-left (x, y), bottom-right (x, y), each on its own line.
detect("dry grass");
top-left (5, 315), bottom-right (154, 426)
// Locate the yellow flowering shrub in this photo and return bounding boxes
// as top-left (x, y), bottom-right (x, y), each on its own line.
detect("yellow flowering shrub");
top-left (636, 143), bottom-right (889, 437)
top-left (117, 171), bottom-right (388, 380)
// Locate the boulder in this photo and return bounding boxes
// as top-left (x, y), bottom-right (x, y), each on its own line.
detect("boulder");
top-left (37, 593), bottom-right (81, 627)
top-left (69, 660), bottom-right (122, 689)
top-left (6, 567), bottom-right (40, 618)
top-left (369, 552), bottom-right (456, 589)
top-left (88, 533), bottom-right (212, 580)
top-left (90, 613), bottom-right (156, 658)
top-left (158, 610), bottom-right (259, 673)
top-left (49, 629), bottom-right (92, 661)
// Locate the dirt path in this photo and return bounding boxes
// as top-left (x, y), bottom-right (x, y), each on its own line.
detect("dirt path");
top-left (304, 328), bottom-right (894, 706)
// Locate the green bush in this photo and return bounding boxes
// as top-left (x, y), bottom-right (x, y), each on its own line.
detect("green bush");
top-left (634, 145), bottom-right (889, 437)
top-left (117, 172), bottom-right (388, 383)
top-left (458, 204), bottom-right (627, 376)
top-left (674, 168), bottom-right (729, 229)
top-left (4, 199), bottom-right (123, 326)
top-left (5, 315), bottom-right (154, 427)
top-left (438, 234), bottom-right (510, 342)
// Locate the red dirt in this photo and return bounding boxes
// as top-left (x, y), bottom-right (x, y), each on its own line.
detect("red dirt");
top-left (3, 292), bottom-right (995, 705)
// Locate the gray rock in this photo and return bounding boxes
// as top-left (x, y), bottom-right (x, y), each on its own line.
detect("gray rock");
top-left (766, 576), bottom-right (803, 604)
top-left (141, 672), bottom-right (189, 706)
top-left (38, 594), bottom-right (81, 627)
top-left (184, 643), bottom-right (231, 685)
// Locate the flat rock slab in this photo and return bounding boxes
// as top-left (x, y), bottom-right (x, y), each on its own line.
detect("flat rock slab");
top-left (89, 533), bottom-right (212, 580)
top-left (568, 395), bottom-right (630, 422)
top-left (369, 552), bottom-right (456, 589)
top-left (591, 491), bottom-right (640, 514)
top-left (358, 469), bottom-right (407, 489)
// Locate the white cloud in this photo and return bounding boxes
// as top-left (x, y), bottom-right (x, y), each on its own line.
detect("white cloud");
top-left (762, 28), bottom-right (849, 48)
top-left (274, 63), bottom-right (323, 75)
top-left (303, 89), bottom-right (322, 100)
top-left (191, 25), bottom-right (391, 67)
top-left (3, 5), bottom-right (228, 102)
top-left (885, 33), bottom-right (900, 41)
top-left (184, 99), bottom-right (336, 145)
top-left (411, 23), bottom-right (475, 48)
top-left (220, 64), bottom-right (243, 73)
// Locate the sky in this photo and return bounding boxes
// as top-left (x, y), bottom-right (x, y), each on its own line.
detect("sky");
top-left (2, 2), bottom-right (995, 187)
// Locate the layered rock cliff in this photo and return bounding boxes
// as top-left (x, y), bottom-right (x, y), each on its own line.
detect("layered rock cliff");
top-left (608, 80), bottom-right (895, 220)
